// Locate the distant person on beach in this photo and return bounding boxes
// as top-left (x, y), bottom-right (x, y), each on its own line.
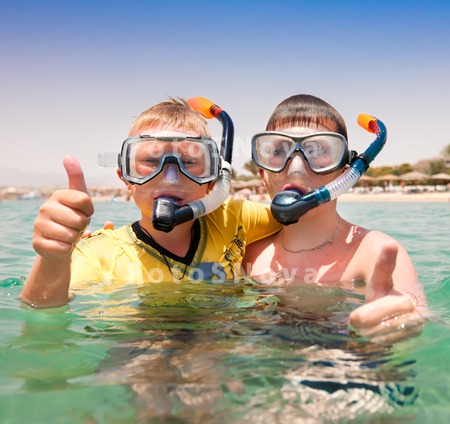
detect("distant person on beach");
top-left (20, 98), bottom-right (281, 308)
top-left (244, 94), bottom-right (428, 344)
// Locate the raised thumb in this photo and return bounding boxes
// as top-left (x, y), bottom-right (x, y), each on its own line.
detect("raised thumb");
top-left (366, 242), bottom-right (397, 303)
top-left (63, 156), bottom-right (88, 193)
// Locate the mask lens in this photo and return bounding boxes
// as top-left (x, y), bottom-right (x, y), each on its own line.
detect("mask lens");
top-left (177, 141), bottom-right (214, 179)
top-left (300, 134), bottom-right (346, 173)
top-left (129, 140), bottom-right (164, 179)
top-left (253, 135), bottom-right (295, 171)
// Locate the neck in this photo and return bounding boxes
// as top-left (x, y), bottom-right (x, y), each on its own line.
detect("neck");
top-left (280, 205), bottom-right (342, 253)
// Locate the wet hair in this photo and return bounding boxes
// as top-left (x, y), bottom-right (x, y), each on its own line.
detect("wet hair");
top-left (266, 94), bottom-right (348, 140)
top-left (129, 97), bottom-right (211, 137)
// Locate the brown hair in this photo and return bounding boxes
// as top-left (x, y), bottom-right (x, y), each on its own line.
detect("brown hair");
top-left (266, 94), bottom-right (348, 140)
top-left (129, 97), bottom-right (211, 137)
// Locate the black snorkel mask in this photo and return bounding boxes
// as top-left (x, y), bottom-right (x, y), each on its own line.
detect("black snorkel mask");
top-left (151, 97), bottom-right (234, 232)
top-left (269, 114), bottom-right (387, 225)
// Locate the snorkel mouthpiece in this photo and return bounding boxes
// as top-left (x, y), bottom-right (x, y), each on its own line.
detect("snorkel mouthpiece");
top-left (152, 97), bottom-right (234, 232)
top-left (271, 114), bottom-right (387, 225)
top-left (152, 197), bottom-right (194, 232)
top-left (270, 190), bottom-right (318, 225)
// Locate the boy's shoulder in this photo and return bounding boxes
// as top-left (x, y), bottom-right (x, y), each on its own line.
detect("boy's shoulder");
top-left (207, 198), bottom-right (271, 221)
top-left (222, 197), bottom-right (271, 212)
top-left (77, 224), bottom-right (134, 248)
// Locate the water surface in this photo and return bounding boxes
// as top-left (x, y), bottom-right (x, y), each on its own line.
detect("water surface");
top-left (0, 200), bottom-right (449, 423)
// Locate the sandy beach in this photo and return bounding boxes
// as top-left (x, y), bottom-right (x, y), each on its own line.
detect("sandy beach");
top-left (84, 189), bottom-right (450, 203)
top-left (338, 191), bottom-right (450, 202)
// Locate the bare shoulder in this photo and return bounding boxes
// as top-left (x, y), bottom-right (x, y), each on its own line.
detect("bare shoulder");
top-left (357, 227), bottom-right (404, 253)
top-left (243, 232), bottom-right (278, 273)
top-left (346, 224), bottom-right (417, 284)
top-left (347, 225), bottom-right (394, 261)
top-left (338, 222), bottom-right (397, 277)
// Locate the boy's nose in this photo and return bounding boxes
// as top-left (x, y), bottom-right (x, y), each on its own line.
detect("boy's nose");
top-left (286, 153), bottom-right (308, 177)
top-left (162, 163), bottom-right (181, 184)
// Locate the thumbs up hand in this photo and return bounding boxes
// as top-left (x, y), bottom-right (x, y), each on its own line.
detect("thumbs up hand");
top-left (364, 241), bottom-right (397, 303)
top-left (32, 156), bottom-right (95, 258)
top-left (349, 241), bottom-right (426, 345)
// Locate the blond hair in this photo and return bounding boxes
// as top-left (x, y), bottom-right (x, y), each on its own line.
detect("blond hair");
top-left (128, 97), bottom-right (211, 137)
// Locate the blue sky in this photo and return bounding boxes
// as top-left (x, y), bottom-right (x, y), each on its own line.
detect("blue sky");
top-left (1, 0), bottom-right (449, 186)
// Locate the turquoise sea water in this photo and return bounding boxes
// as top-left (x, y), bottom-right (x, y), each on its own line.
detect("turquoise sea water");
top-left (0, 199), bottom-right (449, 423)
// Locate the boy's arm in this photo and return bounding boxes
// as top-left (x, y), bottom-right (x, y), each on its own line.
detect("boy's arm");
top-left (20, 157), bottom-right (94, 308)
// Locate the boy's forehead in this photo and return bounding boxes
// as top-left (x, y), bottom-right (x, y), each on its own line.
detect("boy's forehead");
top-left (278, 123), bottom-right (335, 135)
top-left (130, 123), bottom-right (201, 138)
top-left (139, 128), bottom-right (200, 138)
top-left (276, 117), bottom-right (338, 134)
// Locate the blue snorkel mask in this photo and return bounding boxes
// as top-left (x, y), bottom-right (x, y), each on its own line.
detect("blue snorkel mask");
top-left (263, 114), bottom-right (387, 225)
top-left (98, 97), bottom-right (234, 233)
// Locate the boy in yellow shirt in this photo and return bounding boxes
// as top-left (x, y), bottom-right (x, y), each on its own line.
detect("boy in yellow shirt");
top-left (21, 97), bottom-right (280, 308)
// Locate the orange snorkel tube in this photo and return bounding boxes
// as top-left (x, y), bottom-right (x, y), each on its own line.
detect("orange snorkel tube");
top-left (187, 97), bottom-right (234, 164)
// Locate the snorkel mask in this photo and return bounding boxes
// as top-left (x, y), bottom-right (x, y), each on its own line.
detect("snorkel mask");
top-left (265, 114), bottom-right (387, 225)
top-left (118, 132), bottom-right (221, 185)
top-left (98, 97), bottom-right (234, 232)
top-left (252, 131), bottom-right (352, 175)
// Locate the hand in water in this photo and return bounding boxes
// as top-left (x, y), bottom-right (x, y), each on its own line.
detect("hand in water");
top-left (349, 242), bottom-right (426, 345)
top-left (32, 156), bottom-right (95, 258)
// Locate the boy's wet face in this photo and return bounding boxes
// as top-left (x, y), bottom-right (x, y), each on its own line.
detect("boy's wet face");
top-left (260, 122), bottom-right (343, 198)
top-left (120, 126), bottom-right (213, 218)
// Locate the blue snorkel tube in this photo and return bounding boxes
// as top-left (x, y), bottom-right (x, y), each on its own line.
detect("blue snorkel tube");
top-left (152, 97), bottom-right (234, 232)
top-left (271, 114), bottom-right (387, 225)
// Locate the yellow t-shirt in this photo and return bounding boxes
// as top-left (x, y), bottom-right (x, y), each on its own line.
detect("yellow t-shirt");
top-left (71, 199), bottom-right (281, 286)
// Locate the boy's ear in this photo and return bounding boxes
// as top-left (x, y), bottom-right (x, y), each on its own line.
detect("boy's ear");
top-left (259, 168), bottom-right (267, 186)
top-left (117, 168), bottom-right (132, 190)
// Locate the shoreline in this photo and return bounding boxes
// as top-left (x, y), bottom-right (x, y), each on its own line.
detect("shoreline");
top-left (338, 191), bottom-right (449, 202)
top-left (86, 191), bottom-right (450, 203)
top-left (1, 191), bottom-right (449, 203)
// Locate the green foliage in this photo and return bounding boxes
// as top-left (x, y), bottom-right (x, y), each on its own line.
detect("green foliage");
top-left (394, 163), bottom-right (414, 175)
top-left (367, 163), bottom-right (413, 177)
top-left (440, 144), bottom-right (450, 158)
top-left (366, 166), bottom-right (394, 177)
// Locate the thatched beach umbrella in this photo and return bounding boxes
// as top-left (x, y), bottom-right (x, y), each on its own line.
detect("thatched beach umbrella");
top-left (231, 180), bottom-right (247, 190)
top-left (238, 178), bottom-right (263, 189)
top-left (399, 171), bottom-right (430, 181)
top-left (359, 175), bottom-right (378, 182)
top-left (377, 174), bottom-right (401, 181)
top-left (430, 172), bottom-right (450, 181)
